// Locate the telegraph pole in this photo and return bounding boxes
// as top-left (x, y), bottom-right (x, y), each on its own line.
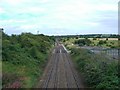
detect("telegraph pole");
top-left (0, 28), bottom-right (4, 32)
top-left (37, 30), bottom-right (39, 34)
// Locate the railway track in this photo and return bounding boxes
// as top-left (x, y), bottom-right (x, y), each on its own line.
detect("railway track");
top-left (37, 44), bottom-right (84, 89)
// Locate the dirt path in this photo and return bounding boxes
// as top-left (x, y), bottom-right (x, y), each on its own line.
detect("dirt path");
top-left (36, 44), bottom-right (84, 88)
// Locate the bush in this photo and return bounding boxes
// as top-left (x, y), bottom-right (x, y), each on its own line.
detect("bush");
top-left (98, 40), bottom-right (107, 45)
top-left (2, 32), bottom-right (54, 88)
top-left (70, 48), bottom-right (119, 89)
top-left (74, 38), bottom-right (92, 46)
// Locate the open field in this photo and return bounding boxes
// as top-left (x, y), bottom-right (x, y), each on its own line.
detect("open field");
top-left (88, 38), bottom-right (118, 40)
top-left (62, 37), bottom-right (119, 49)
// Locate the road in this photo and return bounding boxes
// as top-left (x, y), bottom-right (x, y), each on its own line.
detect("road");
top-left (37, 44), bottom-right (84, 88)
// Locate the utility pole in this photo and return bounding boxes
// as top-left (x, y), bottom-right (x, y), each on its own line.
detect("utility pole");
top-left (0, 28), bottom-right (4, 32)
top-left (37, 30), bottom-right (39, 34)
top-left (0, 28), bottom-right (3, 40)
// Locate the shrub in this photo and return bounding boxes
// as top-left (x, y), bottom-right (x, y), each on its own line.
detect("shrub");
top-left (70, 48), bottom-right (119, 89)
top-left (2, 32), bottom-right (54, 87)
top-left (98, 40), bottom-right (107, 45)
top-left (74, 38), bottom-right (92, 46)
top-left (93, 37), bottom-right (97, 40)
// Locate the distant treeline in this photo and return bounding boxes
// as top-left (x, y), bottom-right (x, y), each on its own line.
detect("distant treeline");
top-left (56, 34), bottom-right (119, 38)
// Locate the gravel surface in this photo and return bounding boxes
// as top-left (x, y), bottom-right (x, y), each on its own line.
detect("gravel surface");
top-left (37, 44), bottom-right (84, 88)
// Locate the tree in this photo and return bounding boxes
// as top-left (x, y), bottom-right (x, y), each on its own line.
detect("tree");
top-left (93, 37), bottom-right (97, 40)
top-left (74, 39), bottom-right (91, 46)
top-left (106, 38), bottom-right (108, 40)
top-left (98, 40), bottom-right (106, 45)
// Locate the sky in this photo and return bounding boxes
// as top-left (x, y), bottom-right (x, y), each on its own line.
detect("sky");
top-left (0, 0), bottom-right (119, 35)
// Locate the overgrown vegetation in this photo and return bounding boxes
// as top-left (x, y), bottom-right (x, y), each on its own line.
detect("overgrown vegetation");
top-left (70, 47), bottom-right (119, 89)
top-left (2, 31), bottom-right (55, 88)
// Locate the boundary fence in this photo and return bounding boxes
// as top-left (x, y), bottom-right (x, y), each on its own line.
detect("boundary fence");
top-left (80, 46), bottom-right (119, 60)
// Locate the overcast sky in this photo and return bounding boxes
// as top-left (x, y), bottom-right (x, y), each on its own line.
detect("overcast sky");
top-left (0, 0), bottom-right (119, 35)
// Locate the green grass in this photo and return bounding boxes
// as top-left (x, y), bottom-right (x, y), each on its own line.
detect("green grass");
top-left (91, 40), bottom-right (118, 48)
